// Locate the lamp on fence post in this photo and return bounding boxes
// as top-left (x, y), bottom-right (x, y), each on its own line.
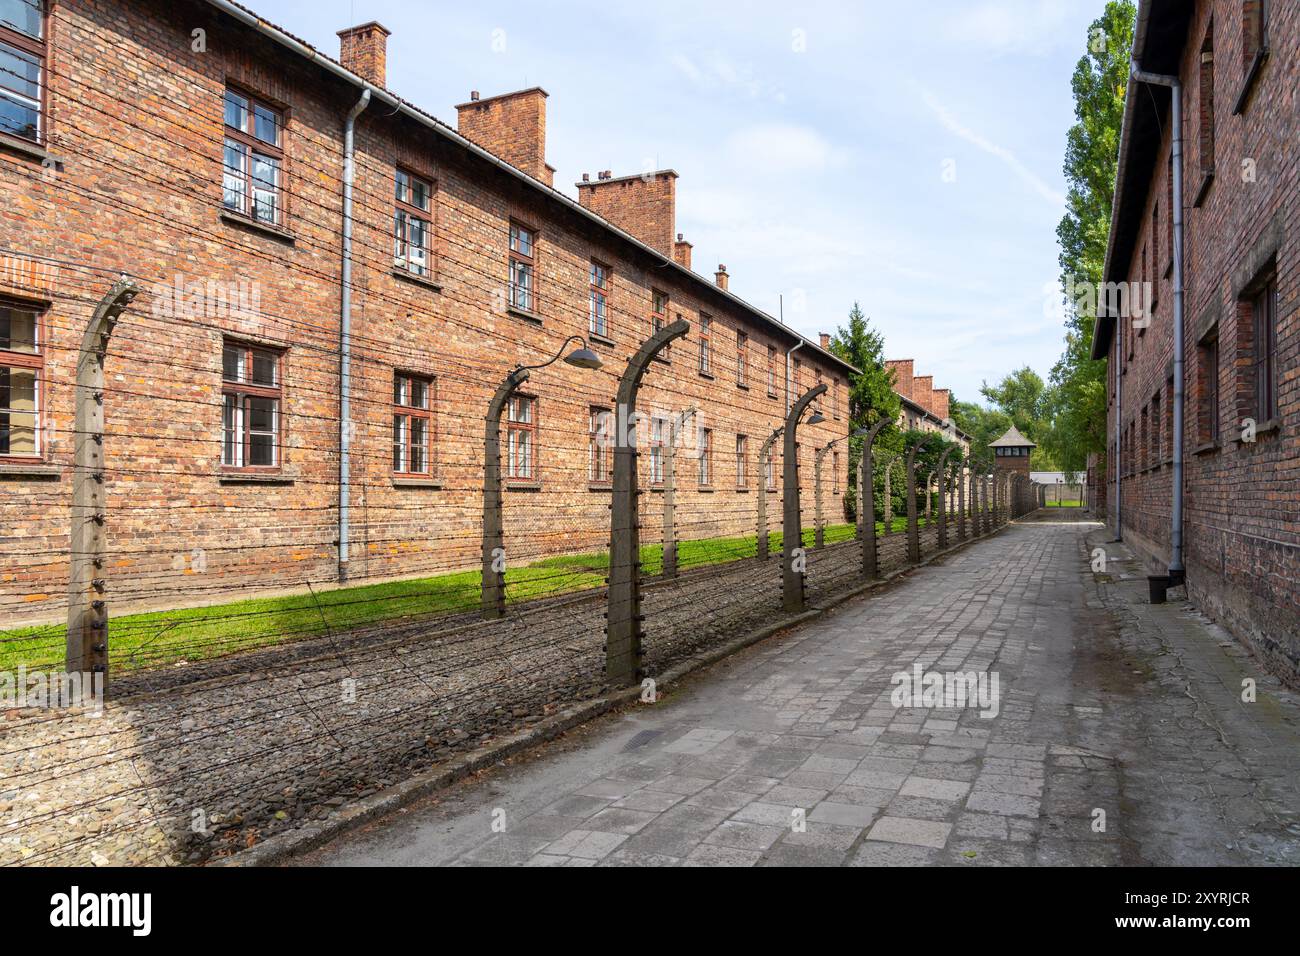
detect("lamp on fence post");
top-left (782, 383), bottom-right (827, 613)
top-left (935, 446), bottom-right (955, 550)
top-left (905, 437), bottom-right (932, 564)
top-left (66, 278), bottom-right (138, 683)
top-left (606, 319), bottom-right (690, 687)
top-left (856, 418), bottom-right (888, 579)
top-left (757, 425), bottom-right (783, 561)
top-left (481, 336), bottom-right (603, 620)
top-left (661, 406), bottom-right (696, 579)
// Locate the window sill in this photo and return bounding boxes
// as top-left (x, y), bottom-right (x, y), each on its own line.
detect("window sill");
top-left (1245, 417), bottom-right (1281, 439)
top-left (0, 461), bottom-right (61, 479)
top-left (736, 382), bottom-right (749, 391)
top-left (767, 392), bottom-right (778, 400)
top-left (736, 486), bottom-right (750, 493)
top-left (220, 209), bottom-right (295, 243)
top-left (506, 481), bottom-right (542, 491)
top-left (698, 370), bottom-right (715, 381)
top-left (1233, 47), bottom-right (1269, 115)
top-left (1193, 441), bottom-right (1220, 456)
top-left (392, 268), bottom-right (442, 292)
top-left (506, 305), bottom-right (543, 325)
top-left (0, 131), bottom-right (49, 163)
top-left (1192, 170), bottom-right (1215, 209)
top-left (698, 486), bottom-right (715, 493)
top-left (218, 471), bottom-right (296, 485)
top-left (587, 482), bottom-right (612, 492)
top-left (653, 354), bottom-right (671, 365)
top-left (589, 333), bottom-right (616, 349)
top-left (392, 476), bottom-right (442, 488)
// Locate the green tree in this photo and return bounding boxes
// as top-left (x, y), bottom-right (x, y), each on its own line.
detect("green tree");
top-left (980, 367), bottom-right (1051, 441)
top-left (1047, 0), bottom-right (1136, 474)
top-left (828, 303), bottom-right (902, 520)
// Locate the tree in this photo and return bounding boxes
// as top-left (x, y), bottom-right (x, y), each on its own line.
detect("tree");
top-left (828, 303), bottom-right (902, 521)
top-left (1047, 1), bottom-right (1136, 473)
top-left (980, 367), bottom-right (1051, 442)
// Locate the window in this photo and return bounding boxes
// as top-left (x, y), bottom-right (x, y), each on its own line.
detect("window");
top-left (1150, 390), bottom-right (1161, 466)
top-left (508, 222), bottom-right (536, 313)
top-left (793, 357), bottom-right (803, 395)
top-left (764, 450), bottom-right (776, 491)
top-left (0, 0), bottom-right (45, 142)
top-left (832, 379), bottom-right (840, 420)
top-left (222, 88), bottom-right (284, 225)
top-left (0, 302), bottom-right (41, 459)
top-left (394, 169), bottom-right (432, 276)
top-left (649, 415), bottom-right (666, 485)
top-left (506, 395), bottom-right (536, 480)
top-left (736, 331), bottom-right (748, 387)
top-left (767, 346), bottom-right (777, 397)
top-left (697, 427), bottom-right (712, 486)
top-left (588, 406), bottom-right (613, 484)
top-left (735, 434), bottom-right (748, 488)
top-left (392, 373), bottom-right (433, 475)
top-left (1198, 25), bottom-right (1215, 175)
top-left (589, 261), bottom-right (610, 339)
top-left (222, 341), bottom-right (282, 469)
top-left (698, 315), bottom-right (712, 375)
top-left (651, 290), bottom-right (669, 359)
top-left (1243, 0), bottom-right (1268, 71)
top-left (1198, 333), bottom-right (1220, 445)
top-left (833, 450), bottom-right (841, 494)
top-left (1253, 277), bottom-right (1278, 421)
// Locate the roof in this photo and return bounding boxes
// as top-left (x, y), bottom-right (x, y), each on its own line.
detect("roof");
top-left (1090, 0), bottom-right (1196, 360)
top-left (989, 425), bottom-right (1036, 448)
top-left (202, 0), bottom-right (858, 378)
top-left (897, 392), bottom-right (971, 443)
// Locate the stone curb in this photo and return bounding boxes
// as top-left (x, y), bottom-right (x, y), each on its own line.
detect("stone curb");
top-left (218, 521), bottom-right (1008, 866)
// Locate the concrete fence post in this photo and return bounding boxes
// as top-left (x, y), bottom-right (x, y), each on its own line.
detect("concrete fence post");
top-left (481, 368), bottom-right (528, 619)
top-left (957, 459), bottom-right (967, 541)
top-left (66, 278), bottom-right (139, 681)
top-left (606, 319), bottom-right (690, 687)
top-left (857, 418), bottom-right (888, 580)
top-left (782, 383), bottom-right (827, 613)
top-left (906, 437), bottom-right (933, 563)
top-left (661, 406), bottom-right (695, 579)
top-left (757, 426), bottom-right (783, 561)
top-left (935, 447), bottom-right (955, 550)
top-left (881, 452), bottom-right (900, 536)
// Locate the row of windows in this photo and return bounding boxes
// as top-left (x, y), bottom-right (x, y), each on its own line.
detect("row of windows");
top-left (1, 300), bottom-right (839, 488)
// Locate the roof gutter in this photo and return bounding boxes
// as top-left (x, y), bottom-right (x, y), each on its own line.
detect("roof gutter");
top-left (202, 0), bottom-right (857, 378)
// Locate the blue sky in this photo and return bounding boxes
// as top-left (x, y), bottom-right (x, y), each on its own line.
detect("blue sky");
top-left (254, 0), bottom-right (1101, 406)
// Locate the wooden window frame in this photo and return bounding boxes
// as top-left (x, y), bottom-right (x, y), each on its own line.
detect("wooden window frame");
top-left (0, 0), bottom-right (47, 145)
top-left (588, 260), bottom-right (611, 340)
top-left (0, 298), bottom-right (44, 462)
top-left (735, 434), bottom-right (748, 489)
top-left (1253, 276), bottom-right (1278, 423)
top-left (394, 167), bottom-right (434, 277)
top-left (833, 450), bottom-right (841, 494)
top-left (508, 221), bottom-right (537, 314)
top-left (1198, 332), bottom-right (1220, 446)
top-left (222, 85), bottom-right (286, 227)
top-left (1198, 25), bottom-right (1216, 177)
top-left (650, 290), bottom-right (670, 362)
top-left (648, 415), bottom-right (666, 486)
top-left (698, 314), bottom-right (712, 376)
top-left (736, 330), bottom-right (748, 387)
top-left (697, 426), bottom-right (712, 487)
top-left (392, 371), bottom-right (434, 477)
top-left (221, 339), bottom-right (285, 473)
top-left (588, 405), bottom-right (613, 486)
top-left (767, 345), bottom-right (777, 398)
top-left (506, 393), bottom-right (537, 483)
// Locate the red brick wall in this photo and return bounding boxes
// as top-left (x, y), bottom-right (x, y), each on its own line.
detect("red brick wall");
top-left (1104, 0), bottom-right (1299, 685)
top-left (455, 88), bottom-right (551, 186)
top-left (577, 172), bottom-right (677, 257)
top-left (0, 0), bottom-right (850, 626)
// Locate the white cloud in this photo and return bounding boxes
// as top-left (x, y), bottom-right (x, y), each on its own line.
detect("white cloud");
top-left (920, 89), bottom-right (1065, 207)
top-left (942, 0), bottom-right (1072, 57)
top-left (725, 124), bottom-right (849, 174)
top-left (668, 50), bottom-right (785, 102)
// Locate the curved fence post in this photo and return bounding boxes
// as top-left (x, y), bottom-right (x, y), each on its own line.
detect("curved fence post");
top-left (881, 452), bottom-right (900, 536)
top-left (606, 319), bottom-right (690, 687)
top-left (957, 457), bottom-right (968, 541)
top-left (757, 426), bottom-right (783, 561)
top-left (905, 437), bottom-right (933, 563)
top-left (924, 470), bottom-right (935, 524)
top-left (66, 278), bottom-right (139, 681)
top-left (662, 406), bottom-right (696, 579)
top-left (857, 418), bottom-right (888, 579)
top-left (814, 441), bottom-right (833, 550)
top-left (783, 383), bottom-right (827, 612)
top-left (935, 447), bottom-right (955, 550)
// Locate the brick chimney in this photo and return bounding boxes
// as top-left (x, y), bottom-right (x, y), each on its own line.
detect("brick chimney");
top-left (913, 375), bottom-right (934, 413)
top-left (576, 170), bottom-right (678, 257)
top-left (819, 333), bottom-right (830, 349)
top-left (337, 22), bottom-right (391, 88)
top-left (714, 264), bottom-right (729, 290)
top-left (930, 388), bottom-right (951, 422)
top-left (885, 359), bottom-right (914, 401)
top-left (456, 88), bottom-right (553, 186)
top-left (673, 233), bottom-right (692, 270)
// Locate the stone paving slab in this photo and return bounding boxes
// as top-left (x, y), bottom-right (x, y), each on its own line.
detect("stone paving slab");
top-left (295, 513), bottom-right (1300, 867)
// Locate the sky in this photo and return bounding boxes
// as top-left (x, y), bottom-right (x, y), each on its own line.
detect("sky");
top-left (252, 0), bottom-right (1102, 406)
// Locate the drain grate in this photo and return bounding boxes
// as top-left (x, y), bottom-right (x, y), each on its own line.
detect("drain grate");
top-left (620, 729), bottom-right (663, 752)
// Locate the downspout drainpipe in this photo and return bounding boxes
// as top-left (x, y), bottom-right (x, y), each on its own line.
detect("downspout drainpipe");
top-left (338, 88), bottom-right (371, 583)
top-left (1114, 322), bottom-right (1122, 541)
top-left (1131, 63), bottom-right (1185, 581)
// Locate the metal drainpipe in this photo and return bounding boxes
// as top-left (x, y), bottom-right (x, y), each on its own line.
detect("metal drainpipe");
top-left (1114, 325), bottom-right (1123, 542)
top-left (338, 89), bottom-right (371, 583)
top-left (1131, 63), bottom-right (1185, 581)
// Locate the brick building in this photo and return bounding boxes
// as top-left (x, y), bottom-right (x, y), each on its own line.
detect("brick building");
top-left (884, 358), bottom-right (970, 452)
top-left (0, 0), bottom-right (853, 623)
top-left (1091, 0), bottom-right (1297, 683)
